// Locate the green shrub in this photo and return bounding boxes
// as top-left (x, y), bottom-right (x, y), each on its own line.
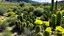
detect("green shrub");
top-left (33, 8), bottom-right (43, 17)
top-left (12, 8), bottom-right (18, 12)
top-left (2, 30), bottom-right (12, 36)
top-left (19, 3), bottom-right (25, 7)
top-left (43, 8), bottom-right (52, 20)
top-left (23, 8), bottom-right (29, 13)
top-left (29, 6), bottom-right (35, 12)
top-left (1, 18), bottom-right (10, 29)
top-left (16, 10), bottom-right (23, 15)
top-left (0, 7), bottom-right (7, 15)
top-left (7, 12), bottom-right (15, 17)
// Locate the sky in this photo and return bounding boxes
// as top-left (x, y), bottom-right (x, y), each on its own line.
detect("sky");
top-left (32, 0), bottom-right (62, 3)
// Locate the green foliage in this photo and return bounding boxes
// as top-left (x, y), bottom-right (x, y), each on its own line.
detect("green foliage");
top-left (23, 8), bottom-right (29, 13)
top-left (42, 8), bottom-right (52, 21)
top-left (19, 3), bottom-right (25, 7)
top-left (33, 8), bottom-right (43, 17)
top-left (2, 30), bottom-right (12, 36)
top-left (0, 7), bottom-right (7, 15)
top-left (29, 6), bottom-right (35, 12)
top-left (2, 19), bottom-right (9, 28)
top-left (31, 3), bottom-right (41, 6)
top-left (7, 12), bottom-right (15, 17)
top-left (0, 17), bottom-right (10, 30)
top-left (0, 1), bottom-right (64, 36)
top-left (16, 9), bottom-right (23, 15)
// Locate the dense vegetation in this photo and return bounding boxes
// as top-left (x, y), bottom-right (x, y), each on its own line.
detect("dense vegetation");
top-left (0, 0), bottom-right (64, 36)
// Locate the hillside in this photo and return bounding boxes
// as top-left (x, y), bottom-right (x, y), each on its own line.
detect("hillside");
top-left (58, 1), bottom-right (64, 4)
top-left (5, 0), bottom-right (32, 2)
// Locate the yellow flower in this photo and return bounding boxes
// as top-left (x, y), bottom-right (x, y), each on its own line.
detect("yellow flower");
top-left (61, 10), bottom-right (64, 14)
top-left (57, 11), bottom-right (62, 14)
top-left (61, 10), bottom-right (64, 12)
top-left (55, 26), bottom-right (64, 34)
top-left (52, 14), bottom-right (56, 17)
top-left (55, 26), bottom-right (63, 32)
top-left (45, 27), bottom-right (52, 33)
top-left (62, 29), bottom-right (64, 34)
top-left (44, 21), bottom-right (49, 26)
top-left (34, 19), bottom-right (43, 25)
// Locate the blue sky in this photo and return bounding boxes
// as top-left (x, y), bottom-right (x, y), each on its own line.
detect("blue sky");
top-left (32, 0), bottom-right (62, 3)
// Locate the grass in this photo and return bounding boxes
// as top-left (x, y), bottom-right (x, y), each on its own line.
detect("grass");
top-left (0, 2), bottom-right (19, 8)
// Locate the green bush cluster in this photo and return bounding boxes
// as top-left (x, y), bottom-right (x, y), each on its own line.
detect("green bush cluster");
top-left (0, 1), bottom-right (64, 36)
top-left (0, 7), bottom-right (7, 15)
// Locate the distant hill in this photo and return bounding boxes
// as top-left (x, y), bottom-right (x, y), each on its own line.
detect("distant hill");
top-left (55, 1), bottom-right (64, 8)
top-left (5, 0), bottom-right (32, 2)
top-left (57, 1), bottom-right (64, 4)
